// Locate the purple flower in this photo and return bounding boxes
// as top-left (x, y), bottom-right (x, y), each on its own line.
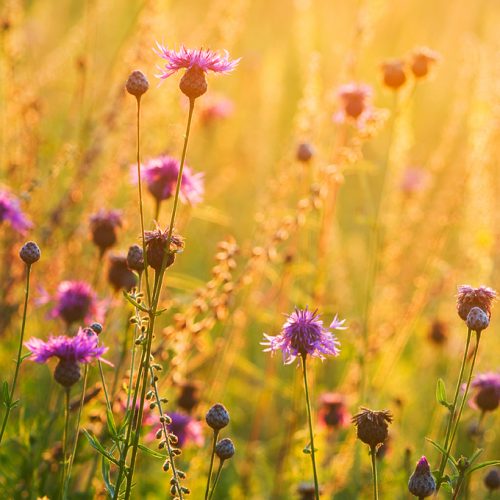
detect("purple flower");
top-left (51, 281), bottom-right (100, 325)
top-left (166, 412), bottom-right (204, 448)
top-left (89, 209), bottom-right (122, 254)
top-left (456, 285), bottom-right (497, 321)
top-left (261, 307), bottom-right (346, 364)
top-left (25, 328), bottom-right (107, 364)
top-left (137, 155), bottom-right (204, 205)
top-left (470, 372), bottom-right (500, 413)
top-left (155, 45), bottom-right (240, 79)
top-left (25, 328), bottom-right (107, 387)
top-left (0, 188), bottom-right (32, 234)
top-left (199, 94), bottom-right (234, 124)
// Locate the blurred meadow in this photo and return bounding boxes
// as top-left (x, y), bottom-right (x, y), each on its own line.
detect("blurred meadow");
top-left (1, 0), bottom-right (500, 498)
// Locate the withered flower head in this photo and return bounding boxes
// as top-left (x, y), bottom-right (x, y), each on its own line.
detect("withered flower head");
top-left (456, 285), bottom-right (496, 321)
top-left (143, 226), bottom-right (184, 272)
top-left (352, 407), bottom-right (393, 449)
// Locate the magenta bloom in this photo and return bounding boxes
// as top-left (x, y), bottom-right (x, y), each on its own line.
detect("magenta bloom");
top-left (51, 281), bottom-right (100, 325)
top-left (138, 155), bottom-right (204, 205)
top-left (262, 307), bottom-right (346, 364)
top-left (456, 285), bottom-right (497, 321)
top-left (166, 412), bottom-right (204, 448)
top-left (336, 82), bottom-right (373, 121)
top-left (318, 393), bottom-right (350, 430)
top-left (0, 188), bottom-right (32, 234)
top-left (25, 328), bottom-right (107, 387)
top-left (470, 372), bottom-right (500, 413)
top-left (155, 44), bottom-right (240, 79)
top-left (25, 328), bottom-right (107, 364)
top-left (200, 94), bottom-right (234, 124)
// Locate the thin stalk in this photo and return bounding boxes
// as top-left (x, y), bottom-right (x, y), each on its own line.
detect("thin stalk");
top-left (149, 366), bottom-right (183, 498)
top-left (0, 264), bottom-right (31, 445)
top-left (60, 388), bottom-right (71, 499)
top-left (208, 460), bottom-right (224, 500)
top-left (448, 332), bottom-right (481, 458)
top-left (436, 328), bottom-right (472, 490)
top-left (97, 360), bottom-right (112, 412)
top-left (301, 354), bottom-right (320, 500)
top-left (64, 366), bottom-right (89, 495)
top-left (370, 446), bottom-right (379, 500)
top-left (205, 430), bottom-right (220, 500)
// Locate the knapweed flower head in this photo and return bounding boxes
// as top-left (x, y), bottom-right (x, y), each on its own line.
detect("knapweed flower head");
top-left (155, 44), bottom-right (240, 99)
top-left (381, 59), bottom-right (407, 90)
top-left (107, 254), bottom-right (137, 292)
top-left (0, 188), bottom-right (32, 234)
top-left (456, 285), bottom-right (496, 321)
top-left (352, 407), bottom-right (393, 449)
top-left (215, 437), bottom-right (235, 461)
top-left (126, 244), bottom-right (144, 273)
top-left (125, 69), bottom-right (149, 98)
top-left (400, 166), bottom-right (429, 195)
top-left (318, 392), bottom-right (350, 430)
top-left (138, 155), bottom-right (204, 205)
top-left (89, 209), bottom-right (122, 255)
top-left (51, 280), bottom-right (100, 325)
top-left (410, 47), bottom-right (440, 78)
top-left (25, 328), bottom-right (107, 387)
top-left (484, 468), bottom-right (500, 491)
top-left (469, 372), bottom-right (500, 413)
top-left (199, 94), bottom-right (234, 124)
top-left (19, 241), bottom-right (41, 265)
top-left (205, 403), bottom-right (230, 430)
top-left (336, 82), bottom-right (373, 120)
top-left (164, 412), bottom-right (204, 448)
top-left (144, 226), bottom-right (184, 271)
top-left (467, 307), bottom-right (490, 332)
top-left (261, 307), bottom-right (346, 364)
top-left (408, 456), bottom-right (436, 498)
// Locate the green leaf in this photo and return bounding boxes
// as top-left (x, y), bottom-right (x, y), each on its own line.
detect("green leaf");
top-left (2, 381), bottom-right (10, 404)
top-left (466, 460), bottom-right (500, 476)
top-left (82, 429), bottom-right (120, 466)
top-left (138, 443), bottom-right (165, 460)
top-left (20, 352), bottom-right (32, 362)
top-left (106, 408), bottom-right (119, 440)
top-left (101, 455), bottom-right (115, 497)
top-left (122, 291), bottom-right (149, 313)
top-left (436, 378), bottom-right (452, 410)
top-left (468, 448), bottom-right (484, 466)
top-left (425, 437), bottom-right (458, 473)
top-left (302, 443), bottom-right (318, 455)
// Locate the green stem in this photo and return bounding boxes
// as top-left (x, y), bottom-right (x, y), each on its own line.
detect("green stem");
top-left (98, 360), bottom-right (112, 412)
top-left (370, 446), bottom-right (379, 500)
top-left (60, 388), bottom-right (71, 500)
top-left (448, 332), bottom-right (481, 458)
top-left (0, 264), bottom-right (31, 445)
top-left (436, 328), bottom-right (472, 490)
top-left (64, 366), bottom-right (89, 495)
top-left (205, 430), bottom-right (220, 500)
top-left (301, 354), bottom-right (320, 500)
top-left (208, 460), bottom-right (224, 500)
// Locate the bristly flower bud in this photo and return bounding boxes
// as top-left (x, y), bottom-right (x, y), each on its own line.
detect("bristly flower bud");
top-left (127, 244), bottom-right (144, 273)
top-left (408, 456), bottom-right (436, 498)
top-left (296, 143), bottom-right (315, 163)
top-left (19, 241), bottom-right (41, 265)
top-left (144, 227), bottom-right (184, 272)
top-left (126, 70), bottom-right (149, 99)
top-left (215, 438), bottom-right (235, 461)
top-left (484, 468), bottom-right (500, 491)
top-left (456, 285), bottom-right (496, 321)
top-left (107, 254), bottom-right (137, 292)
top-left (179, 66), bottom-right (208, 100)
top-left (54, 359), bottom-right (81, 387)
top-left (466, 307), bottom-right (489, 333)
top-left (205, 403), bottom-right (230, 430)
top-left (352, 407), bottom-right (393, 449)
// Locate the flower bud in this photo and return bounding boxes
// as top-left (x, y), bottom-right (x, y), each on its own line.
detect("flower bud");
top-left (19, 241), bottom-right (41, 265)
top-left (408, 456), bottom-right (436, 498)
top-left (205, 403), bottom-right (230, 430)
top-left (215, 437), bottom-right (235, 461)
top-left (179, 66), bottom-right (207, 100)
top-left (126, 70), bottom-right (149, 98)
top-left (466, 307), bottom-right (489, 332)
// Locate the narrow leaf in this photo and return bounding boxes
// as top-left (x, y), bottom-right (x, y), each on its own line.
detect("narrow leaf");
top-left (138, 443), bottom-right (165, 460)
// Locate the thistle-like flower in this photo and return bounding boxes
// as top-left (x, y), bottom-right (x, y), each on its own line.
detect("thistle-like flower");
top-left (469, 372), bottom-right (500, 413)
top-left (318, 392), bottom-right (349, 430)
top-left (162, 412), bottom-right (204, 448)
top-left (143, 226), bottom-right (184, 271)
top-left (261, 307), bottom-right (346, 364)
top-left (456, 285), bottom-right (496, 321)
top-left (336, 82), bottom-right (373, 120)
top-left (215, 438), bottom-right (235, 461)
top-left (408, 456), bottom-right (436, 498)
top-left (0, 188), bottom-right (32, 234)
top-left (107, 254), bottom-right (137, 292)
top-left (89, 209), bottom-right (122, 255)
top-left (155, 44), bottom-right (240, 99)
top-left (205, 403), bottom-right (230, 430)
top-left (138, 155), bottom-right (204, 206)
top-left (352, 407), bottom-right (393, 449)
top-left (19, 241), bottom-right (41, 265)
top-left (410, 47), bottom-right (439, 79)
top-left (25, 328), bottom-right (107, 387)
top-left (381, 59), bottom-right (407, 90)
top-left (50, 281), bottom-right (100, 325)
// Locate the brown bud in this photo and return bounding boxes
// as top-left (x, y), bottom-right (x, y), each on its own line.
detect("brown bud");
top-left (179, 66), bottom-right (207, 99)
top-left (126, 70), bottom-right (149, 99)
